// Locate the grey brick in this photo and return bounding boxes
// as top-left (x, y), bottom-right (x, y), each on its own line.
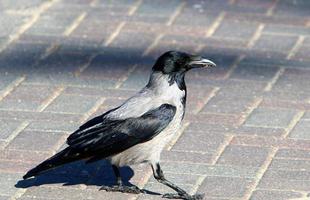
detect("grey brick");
top-left (171, 130), bottom-right (226, 154)
top-left (0, 173), bottom-right (22, 196)
top-left (0, 119), bottom-right (23, 140)
top-left (0, 84), bottom-right (56, 111)
top-left (263, 168), bottom-right (310, 181)
top-left (244, 107), bottom-right (298, 128)
top-left (264, 24), bottom-right (310, 36)
top-left (251, 190), bottom-right (303, 200)
top-left (161, 150), bottom-right (213, 164)
top-left (276, 149), bottom-right (310, 160)
top-left (44, 94), bottom-right (100, 114)
top-left (289, 119), bottom-right (310, 140)
top-left (213, 19), bottom-right (259, 40)
top-left (258, 177), bottom-right (310, 191)
top-left (161, 162), bottom-right (258, 178)
top-left (235, 126), bottom-right (285, 137)
top-left (252, 34), bottom-right (298, 52)
top-left (217, 145), bottom-right (270, 167)
top-left (7, 130), bottom-right (65, 151)
top-left (198, 177), bottom-right (254, 198)
top-left (269, 158), bottom-right (310, 171)
top-left (230, 63), bottom-right (279, 81)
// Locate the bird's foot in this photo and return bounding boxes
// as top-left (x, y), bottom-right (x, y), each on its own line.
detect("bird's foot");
top-left (99, 185), bottom-right (144, 194)
top-left (162, 192), bottom-right (204, 200)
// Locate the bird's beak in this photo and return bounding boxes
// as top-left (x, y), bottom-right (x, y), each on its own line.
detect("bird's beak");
top-left (189, 58), bottom-right (216, 68)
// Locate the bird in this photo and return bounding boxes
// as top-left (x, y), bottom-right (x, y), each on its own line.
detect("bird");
top-left (23, 51), bottom-right (216, 200)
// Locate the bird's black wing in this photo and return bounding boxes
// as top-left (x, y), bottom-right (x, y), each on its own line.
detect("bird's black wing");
top-left (66, 104), bottom-right (176, 162)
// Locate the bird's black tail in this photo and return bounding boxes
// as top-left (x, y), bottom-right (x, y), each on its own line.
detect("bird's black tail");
top-left (23, 147), bottom-right (83, 179)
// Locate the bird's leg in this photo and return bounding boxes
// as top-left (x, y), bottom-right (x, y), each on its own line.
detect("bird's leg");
top-left (151, 163), bottom-right (204, 200)
top-left (99, 165), bottom-right (144, 194)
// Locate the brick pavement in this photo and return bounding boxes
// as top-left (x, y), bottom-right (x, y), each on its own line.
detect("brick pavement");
top-left (0, 0), bottom-right (310, 199)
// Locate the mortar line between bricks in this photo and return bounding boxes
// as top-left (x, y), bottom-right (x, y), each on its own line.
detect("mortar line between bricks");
top-left (130, 168), bottom-right (153, 200)
top-left (2, 121), bottom-right (29, 150)
top-left (36, 86), bottom-right (65, 112)
top-left (223, 54), bottom-right (245, 80)
top-left (0, 76), bottom-right (25, 102)
top-left (247, 23), bottom-right (265, 48)
top-left (190, 175), bottom-right (206, 195)
top-left (128, 0), bottom-right (143, 16)
top-left (143, 33), bottom-right (164, 56)
top-left (166, 1), bottom-right (186, 26)
top-left (205, 12), bottom-right (226, 37)
top-left (195, 87), bottom-right (220, 114)
top-left (75, 53), bottom-right (97, 77)
top-left (115, 64), bottom-right (138, 89)
top-left (266, 0), bottom-right (279, 16)
top-left (243, 147), bottom-right (278, 200)
top-left (212, 135), bottom-right (234, 165)
top-left (286, 36), bottom-right (305, 60)
top-left (104, 21), bottom-right (126, 46)
top-left (63, 12), bottom-right (87, 36)
top-left (264, 68), bottom-right (285, 92)
top-left (0, 0), bottom-right (60, 53)
top-left (283, 111), bottom-right (305, 138)
top-left (166, 122), bottom-right (190, 151)
top-left (238, 97), bottom-right (263, 126)
top-left (39, 43), bottom-right (60, 60)
top-left (79, 97), bottom-right (106, 123)
top-left (9, 188), bottom-right (27, 200)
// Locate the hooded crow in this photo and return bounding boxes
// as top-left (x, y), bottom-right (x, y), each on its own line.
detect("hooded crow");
top-left (23, 51), bottom-right (216, 200)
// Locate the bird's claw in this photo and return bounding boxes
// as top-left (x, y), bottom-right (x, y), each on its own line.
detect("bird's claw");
top-left (162, 193), bottom-right (205, 200)
top-left (99, 185), bottom-right (145, 194)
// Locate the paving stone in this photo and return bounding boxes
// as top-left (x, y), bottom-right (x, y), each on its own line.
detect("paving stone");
top-left (264, 24), bottom-right (310, 36)
top-left (258, 177), bottom-right (310, 191)
top-left (263, 168), bottom-right (310, 181)
top-left (289, 119), bottom-right (310, 140)
top-left (244, 107), bottom-right (298, 128)
top-left (22, 186), bottom-right (136, 200)
top-left (252, 34), bottom-right (298, 53)
top-left (251, 189), bottom-right (303, 200)
top-left (0, 149), bottom-right (50, 163)
top-left (161, 150), bottom-right (213, 164)
top-left (273, 0), bottom-right (310, 17)
top-left (0, 84), bottom-right (56, 111)
top-left (0, 119), bottom-right (23, 140)
top-left (269, 158), bottom-right (310, 171)
top-left (276, 149), bottom-right (310, 160)
top-left (213, 19), bottom-right (259, 41)
top-left (217, 145), bottom-right (270, 167)
top-left (0, 173), bottom-right (22, 196)
top-left (171, 130), bottom-right (226, 154)
top-left (230, 63), bottom-right (279, 81)
top-left (6, 130), bottom-right (65, 151)
top-left (25, 120), bottom-right (79, 133)
top-left (160, 162), bottom-right (258, 178)
top-left (231, 135), bottom-right (310, 150)
top-left (234, 126), bottom-right (285, 137)
top-left (197, 177), bottom-right (254, 198)
top-left (44, 94), bottom-right (100, 114)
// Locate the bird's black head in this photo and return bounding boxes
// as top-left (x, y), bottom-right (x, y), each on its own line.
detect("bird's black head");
top-left (152, 51), bottom-right (216, 74)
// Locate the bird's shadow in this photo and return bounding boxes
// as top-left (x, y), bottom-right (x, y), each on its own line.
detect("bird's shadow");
top-left (15, 160), bottom-right (159, 195)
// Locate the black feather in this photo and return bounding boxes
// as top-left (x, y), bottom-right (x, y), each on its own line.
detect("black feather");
top-left (23, 104), bottom-right (176, 179)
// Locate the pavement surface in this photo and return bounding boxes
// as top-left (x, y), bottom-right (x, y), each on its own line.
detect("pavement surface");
top-left (0, 0), bottom-right (310, 200)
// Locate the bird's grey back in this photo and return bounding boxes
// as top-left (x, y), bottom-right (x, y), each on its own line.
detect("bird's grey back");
top-left (106, 72), bottom-right (185, 120)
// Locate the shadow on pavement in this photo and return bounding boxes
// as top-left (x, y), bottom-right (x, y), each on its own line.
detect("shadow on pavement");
top-left (15, 159), bottom-right (159, 195)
